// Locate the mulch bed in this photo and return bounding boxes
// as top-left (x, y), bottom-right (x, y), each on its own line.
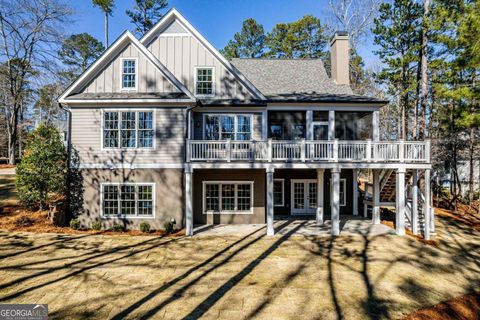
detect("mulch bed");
top-left (403, 292), bottom-right (480, 320)
top-left (0, 164), bottom-right (15, 169)
top-left (0, 207), bottom-right (184, 237)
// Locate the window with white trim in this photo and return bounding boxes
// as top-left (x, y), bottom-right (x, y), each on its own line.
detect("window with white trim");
top-left (195, 67), bottom-right (214, 96)
top-left (122, 59), bottom-right (136, 89)
top-left (103, 111), bottom-right (154, 148)
top-left (102, 184), bottom-right (154, 217)
top-left (274, 179), bottom-right (284, 206)
top-left (203, 182), bottom-right (253, 213)
top-left (204, 114), bottom-right (252, 140)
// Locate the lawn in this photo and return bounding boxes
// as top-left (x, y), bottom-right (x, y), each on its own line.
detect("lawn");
top-left (0, 174), bottom-right (17, 208)
top-left (0, 214), bottom-right (478, 320)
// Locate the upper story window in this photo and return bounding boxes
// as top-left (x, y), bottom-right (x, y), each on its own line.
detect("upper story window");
top-left (204, 114), bottom-right (251, 141)
top-left (195, 67), bottom-right (214, 96)
top-left (103, 110), bottom-right (154, 149)
top-left (122, 59), bottom-right (137, 90)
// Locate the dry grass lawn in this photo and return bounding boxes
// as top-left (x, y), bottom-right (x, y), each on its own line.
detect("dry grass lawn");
top-left (0, 174), bottom-right (17, 208)
top-left (0, 213), bottom-right (479, 320)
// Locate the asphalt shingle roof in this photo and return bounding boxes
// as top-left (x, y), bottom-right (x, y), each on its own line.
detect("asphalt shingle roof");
top-left (231, 58), bottom-right (354, 96)
top-left (65, 92), bottom-right (190, 100)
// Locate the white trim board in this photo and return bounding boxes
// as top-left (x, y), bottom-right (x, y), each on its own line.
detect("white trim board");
top-left (78, 163), bottom-right (184, 169)
top-left (140, 8), bottom-right (266, 101)
top-left (58, 31), bottom-right (195, 104)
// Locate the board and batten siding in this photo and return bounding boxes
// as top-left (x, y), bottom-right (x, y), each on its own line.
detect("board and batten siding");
top-left (146, 35), bottom-right (254, 100)
top-left (71, 107), bottom-right (186, 165)
top-left (78, 42), bottom-right (179, 94)
top-left (192, 112), bottom-right (263, 140)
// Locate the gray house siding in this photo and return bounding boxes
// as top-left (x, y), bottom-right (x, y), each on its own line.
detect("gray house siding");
top-left (79, 42), bottom-right (178, 95)
top-left (146, 35), bottom-right (254, 99)
top-left (79, 168), bottom-right (184, 230)
top-left (70, 107), bottom-right (186, 165)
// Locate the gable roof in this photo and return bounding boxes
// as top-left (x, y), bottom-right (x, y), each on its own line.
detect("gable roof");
top-left (231, 58), bottom-right (353, 96)
top-left (140, 8), bottom-right (266, 101)
top-left (58, 31), bottom-right (195, 104)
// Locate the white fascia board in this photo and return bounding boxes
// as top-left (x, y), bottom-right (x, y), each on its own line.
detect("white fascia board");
top-left (63, 99), bottom-right (196, 105)
top-left (267, 104), bottom-right (384, 110)
top-left (58, 31), bottom-right (195, 104)
top-left (140, 8), bottom-right (266, 101)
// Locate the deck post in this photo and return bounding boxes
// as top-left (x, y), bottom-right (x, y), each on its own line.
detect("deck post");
top-left (328, 110), bottom-right (335, 140)
top-left (372, 110), bottom-right (380, 141)
top-left (353, 169), bottom-right (358, 215)
top-left (412, 169), bottom-right (419, 235)
top-left (331, 168), bottom-right (341, 235)
top-left (266, 167), bottom-right (275, 236)
top-left (424, 169), bottom-right (431, 240)
top-left (185, 167), bottom-right (193, 236)
top-left (373, 169), bottom-right (380, 224)
top-left (396, 168), bottom-right (406, 235)
top-left (316, 169), bottom-right (325, 225)
top-left (306, 110), bottom-right (313, 140)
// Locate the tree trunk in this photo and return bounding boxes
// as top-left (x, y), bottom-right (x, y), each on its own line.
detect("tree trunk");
top-left (105, 13), bottom-right (109, 47)
top-left (468, 127), bottom-right (474, 206)
top-left (419, 0), bottom-right (431, 140)
top-left (7, 106), bottom-right (18, 165)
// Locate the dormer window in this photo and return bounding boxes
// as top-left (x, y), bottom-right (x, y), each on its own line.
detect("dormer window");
top-left (195, 67), bottom-right (214, 96)
top-left (122, 58), bottom-right (137, 90)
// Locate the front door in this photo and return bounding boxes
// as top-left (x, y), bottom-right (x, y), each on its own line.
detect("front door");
top-left (291, 179), bottom-right (317, 215)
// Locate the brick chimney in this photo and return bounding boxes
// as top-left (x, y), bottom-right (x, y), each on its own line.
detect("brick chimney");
top-left (330, 31), bottom-right (349, 86)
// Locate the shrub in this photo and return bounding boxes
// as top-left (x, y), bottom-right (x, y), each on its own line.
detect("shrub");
top-left (15, 216), bottom-right (34, 227)
top-left (91, 221), bottom-right (102, 231)
top-left (16, 124), bottom-right (67, 210)
top-left (140, 222), bottom-right (150, 233)
top-left (163, 221), bottom-right (174, 234)
top-left (111, 223), bottom-right (125, 232)
top-left (70, 218), bottom-right (81, 230)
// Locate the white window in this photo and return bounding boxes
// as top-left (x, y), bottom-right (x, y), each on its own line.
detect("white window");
top-left (122, 59), bottom-right (137, 89)
top-left (274, 179), bottom-right (284, 206)
top-left (101, 183), bottom-right (154, 217)
top-left (204, 114), bottom-right (252, 140)
top-left (195, 67), bottom-right (214, 96)
top-left (203, 181), bottom-right (253, 214)
top-left (103, 111), bottom-right (154, 149)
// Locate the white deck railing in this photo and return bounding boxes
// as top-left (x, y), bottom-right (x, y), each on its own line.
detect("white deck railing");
top-left (186, 139), bottom-right (430, 163)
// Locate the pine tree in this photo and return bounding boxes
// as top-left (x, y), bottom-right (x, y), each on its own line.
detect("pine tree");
top-left (59, 33), bottom-right (105, 78)
top-left (92, 0), bottom-right (115, 47)
top-left (221, 18), bottom-right (265, 59)
top-left (126, 0), bottom-right (168, 37)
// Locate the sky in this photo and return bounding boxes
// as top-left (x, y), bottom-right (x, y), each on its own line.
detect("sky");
top-left (70, 0), bottom-right (376, 66)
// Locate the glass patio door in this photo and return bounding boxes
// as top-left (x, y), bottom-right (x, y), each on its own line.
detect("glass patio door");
top-left (291, 180), bottom-right (317, 215)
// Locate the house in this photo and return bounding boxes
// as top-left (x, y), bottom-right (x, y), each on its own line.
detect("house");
top-left (57, 9), bottom-right (433, 239)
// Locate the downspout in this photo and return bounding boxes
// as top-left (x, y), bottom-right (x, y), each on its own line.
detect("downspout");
top-left (59, 102), bottom-right (73, 221)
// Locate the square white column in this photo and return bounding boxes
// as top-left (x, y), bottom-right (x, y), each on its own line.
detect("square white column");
top-left (411, 170), bottom-right (419, 235)
top-left (424, 169), bottom-right (431, 240)
top-left (372, 170), bottom-right (380, 224)
top-left (353, 169), bottom-right (359, 216)
top-left (331, 168), bottom-right (341, 235)
top-left (373, 110), bottom-right (380, 141)
top-left (306, 110), bottom-right (313, 140)
top-left (266, 168), bottom-right (275, 236)
top-left (185, 169), bottom-right (193, 236)
top-left (328, 110), bottom-right (335, 140)
top-left (316, 169), bottom-right (324, 225)
top-left (396, 168), bottom-right (406, 235)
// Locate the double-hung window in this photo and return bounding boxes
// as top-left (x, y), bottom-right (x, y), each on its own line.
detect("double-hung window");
top-left (204, 114), bottom-right (251, 140)
top-left (103, 111), bottom-right (154, 148)
top-left (273, 179), bottom-right (284, 206)
top-left (203, 182), bottom-right (253, 214)
top-left (122, 59), bottom-right (136, 89)
top-left (102, 184), bottom-right (154, 217)
top-left (195, 67), bottom-right (214, 96)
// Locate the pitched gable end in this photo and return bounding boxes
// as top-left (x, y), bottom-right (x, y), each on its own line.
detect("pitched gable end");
top-left (58, 31), bottom-right (194, 103)
top-left (141, 9), bottom-right (266, 101)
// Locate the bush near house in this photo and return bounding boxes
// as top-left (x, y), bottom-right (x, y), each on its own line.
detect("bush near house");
top-left (69, 218), bottom-right (80, 230)
top-left (140, 222), bottom-right (150, 233)
top-left (16, 124), bottom-right (68, 210)
top-left (92, 221), bottom-right (102, 231)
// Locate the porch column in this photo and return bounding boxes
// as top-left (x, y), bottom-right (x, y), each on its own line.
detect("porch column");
top-left (266, 167), bottom-right (275, 236)
top-left (306, 110), bottom-right (313, 140)
top-left (261, 110), bottom-right (268, 140)
top-left (411, 169), bottom-right (419, 235)
top-left (396, 168), bottom-right (406, 235)
top-left (331, 168), bottom-right (341, 235)
top-left (316, 169), bottom-right (324, 225)
top-left (372, 169), bottom-right (380, 224)
top-left (424, 169), bottom-right (431, 240)
top-left (353, 169), bottom-right (358, 216)
top-left (328, 110), bottom-right (335, 140)
top-left (372, 110), bottom-right (380, 141)
top-left (185, 167), bottom-right (193, 236)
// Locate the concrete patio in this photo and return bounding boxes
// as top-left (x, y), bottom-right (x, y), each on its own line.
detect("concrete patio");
top-left (193, 216), bottom-right (395, 237)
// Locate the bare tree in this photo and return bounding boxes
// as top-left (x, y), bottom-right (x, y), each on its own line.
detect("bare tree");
top-left (0, 0), bottom-right (73, 164)
top-left (327, 0), bottom-right (380, 49)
